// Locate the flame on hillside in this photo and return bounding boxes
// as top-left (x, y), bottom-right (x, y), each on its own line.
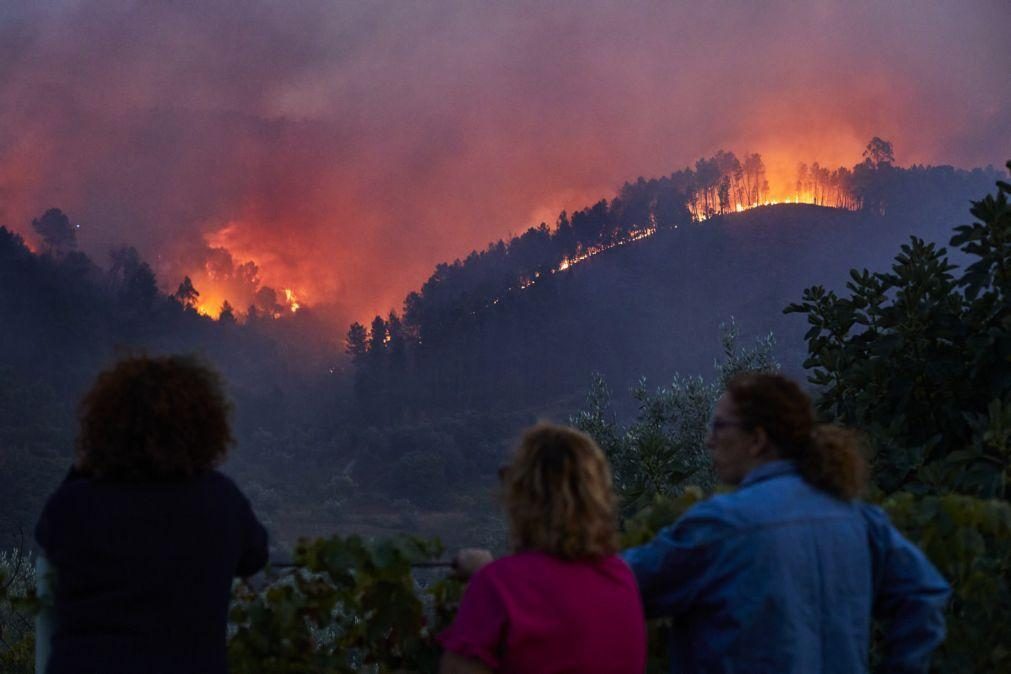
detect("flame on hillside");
top-left (283, 288), bottom-right (301, 313)
top-left (174, 223), bottom-right (308, 321)
top-left (192, 286), bottom-right (302, 319)
top-left (487, 194), bottom-right (853, 313)
top-left (184, 271), bottom-right (304, 320)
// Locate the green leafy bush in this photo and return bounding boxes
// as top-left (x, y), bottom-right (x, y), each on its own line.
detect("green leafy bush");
top-left (572, 319), bottom-right (777, 513)
top-left (882, 493), bottom-right (1011, 672)
top-left (0, 547), bottom-right (38, 674)
top-left (228, 534), bottom-right (462, 674)
top-left (782, 162), bottom-right (1011, 671)
top-left (785, 162), bottom-right (1011, 497)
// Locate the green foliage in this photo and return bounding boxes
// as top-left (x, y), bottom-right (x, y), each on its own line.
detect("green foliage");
top-left (572, 319), bottom-right (778, 512)
top-left (0, 547), bottom-right (38, 674)
top-left (786, 161), bottom-right (1011, 497)
top-left (8, 167), bottom-right (1011, 673)
top-left (882, 493), bottom-right (1011, 672)
top-left (787, 163), bottom-right (1011, 672)
top-left (228, 534), bottom-right (462, 674)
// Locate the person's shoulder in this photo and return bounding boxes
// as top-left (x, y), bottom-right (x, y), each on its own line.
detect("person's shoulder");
top-left (205, 469), bottom-right (237, 488)
top-left (677, 493), bottom-right (741, 535)
top-left (602, 553), bottom-right (641, 583)
top-left (204, 469), bottom-right (244, 493)
top-left (480, 551), bottom-right (539, 575)
top-left (35, 468), bottom-right (95, 547)
top-left (855, 500), bottom-right (896, 540)
top-left (476, 550), bottom-right (566, 583)
top-left (460, 555), bottom-right (519, 600)
top-left (715, 469), bottom-right (849, 524)
top-left (856, 500), bottom-right (889, 522)
top-left (41, 468), bottom-right (95, 509)
top-left (202, 470), bottom-right (254, 505)
top-left (628, 493), bottom-right (748, 551)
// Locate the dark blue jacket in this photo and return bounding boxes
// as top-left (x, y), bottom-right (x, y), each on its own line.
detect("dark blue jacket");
top-left (35, 468), bottom-right (268, 674)
top-left (622, 460), bottom-right (950, 673)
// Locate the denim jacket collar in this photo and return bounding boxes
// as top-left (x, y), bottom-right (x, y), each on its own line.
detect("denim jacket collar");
top-left (740, 459), bottom-right (798, 489)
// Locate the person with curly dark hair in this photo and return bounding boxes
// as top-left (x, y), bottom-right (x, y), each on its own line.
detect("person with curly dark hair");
top-left (34, 355), bottom-right (268, 674)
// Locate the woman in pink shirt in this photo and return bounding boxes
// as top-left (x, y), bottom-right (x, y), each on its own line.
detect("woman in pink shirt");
top-left (438, 423), bottom-right (646, 674)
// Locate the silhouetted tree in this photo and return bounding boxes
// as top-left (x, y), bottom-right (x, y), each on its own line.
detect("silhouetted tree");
top-left (713, 150), bottom-right (742, 212)
top-left (368, 316), bottom-right (387, 355)
top-left (796, 162), bottom-right (809, 200)
top-left (742, 153), bottom-right (767, 205)
top-left (174, 276), bottom-right (200, 309)
top-left (219, 300), bottom-right (236, 324)
top-left (32, 208), bottom-right (77, 256)
top-left (255, 287), bottom-right (282, 316)
top-left (108, 246), bottom-right (157, 311)
top-left (717, 177), bottom-right (732, 213)
top-left (863, 137), bottom-right (895, 168)
top-left (345, 322), bottom-right (368, 363)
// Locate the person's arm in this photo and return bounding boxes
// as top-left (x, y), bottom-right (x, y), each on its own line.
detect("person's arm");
top-left (863, 504), bottom-right (950, 673)
top-left (439, 650), bottom-right (494, 674)
top-left (621, 502), bottom-right (730, 619)
top-left (436, 565), bottom-right (506, 672)
top-left (231, 482), bottom-right (269, 577)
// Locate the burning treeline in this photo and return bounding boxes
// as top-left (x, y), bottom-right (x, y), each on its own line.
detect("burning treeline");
top-left (170, 258), bottom-right (304, 321)
top-left (182, 143), bottom-right (887, 326)
top-left (683, 146), bottom-right (874, 221)
top-left (346, 139), bottom-right (898, 357)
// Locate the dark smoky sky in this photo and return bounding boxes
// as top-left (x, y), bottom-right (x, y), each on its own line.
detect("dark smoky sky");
top-left (1, 0), bottom-right (1008, 325)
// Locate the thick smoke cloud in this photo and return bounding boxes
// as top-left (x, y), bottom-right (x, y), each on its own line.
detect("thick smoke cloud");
top-left (1, 0), bottom-right (1008, 323)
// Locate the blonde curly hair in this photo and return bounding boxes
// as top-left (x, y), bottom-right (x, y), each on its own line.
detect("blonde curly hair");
top-left (504, 423), bottom-right (619, 560)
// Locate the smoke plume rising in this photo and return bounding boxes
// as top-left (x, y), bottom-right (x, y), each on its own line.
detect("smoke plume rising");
top-left (1, 0), bottom-right (1007, 324)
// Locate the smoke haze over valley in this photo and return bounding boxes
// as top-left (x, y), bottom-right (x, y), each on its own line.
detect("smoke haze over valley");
top-left (4, 4), bottom-right (1011, 668)
top-left (1, 0), bottom-right (1009, 571)
top-left (1, 0), bottom-right (1008, 324)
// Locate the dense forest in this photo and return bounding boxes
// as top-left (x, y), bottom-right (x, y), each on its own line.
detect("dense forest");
top-left (5, 159), bottom-right (1008, 674)
top-left (346, 144), bottom-right (1001, 418)
top-left (0, 221), bottom-right (345, 546)
top-left (0, 143), bottom-right (1004, 554)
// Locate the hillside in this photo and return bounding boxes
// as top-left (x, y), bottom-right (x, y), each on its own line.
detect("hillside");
top-left (348, 199), bottom-right (979, 423)
top-left (1, 159), bottom-right (1003, 549)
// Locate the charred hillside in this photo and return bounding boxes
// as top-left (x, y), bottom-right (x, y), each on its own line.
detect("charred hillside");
top-left (349, 163), bottom-right (1002, 422)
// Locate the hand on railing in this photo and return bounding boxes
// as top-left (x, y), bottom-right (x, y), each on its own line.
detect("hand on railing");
top-left (451, 548), bottom-right (493, 580)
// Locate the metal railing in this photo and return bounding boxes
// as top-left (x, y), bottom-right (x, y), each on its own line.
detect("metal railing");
top-left (34, 556), bottom-right (456, 672)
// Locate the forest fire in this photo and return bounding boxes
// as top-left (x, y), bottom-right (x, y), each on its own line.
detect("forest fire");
top-left (479, 149), bottom-right (878, 312)
top-left (185, 275), bottom-right (304, 320)
top-left (283, 288), bottom-right (301, 313)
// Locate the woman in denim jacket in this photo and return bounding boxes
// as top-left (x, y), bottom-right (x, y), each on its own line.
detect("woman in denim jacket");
top-left (623, 373), bottom-right (949, 674)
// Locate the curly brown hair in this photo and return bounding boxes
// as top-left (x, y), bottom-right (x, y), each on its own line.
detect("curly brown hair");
top-left (725, 373), bottom-right (866, 500)
top-left (76, 355), bottom-right (233, 481)
top-left (504, 423), bottom-right (619, 560)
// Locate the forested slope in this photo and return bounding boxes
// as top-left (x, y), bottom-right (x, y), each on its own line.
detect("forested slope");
top-left (348, 194), bottom-right (995, 421)
top-left (0, 227), bottom-right (342, 544)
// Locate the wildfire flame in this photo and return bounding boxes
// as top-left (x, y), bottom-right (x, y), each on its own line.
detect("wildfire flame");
top-left (187, 282), bottom-right (303, 320)
top-left (478, 196), bottom-right (850, 314)
top-left (283, 288), bottom-right (301, 313)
